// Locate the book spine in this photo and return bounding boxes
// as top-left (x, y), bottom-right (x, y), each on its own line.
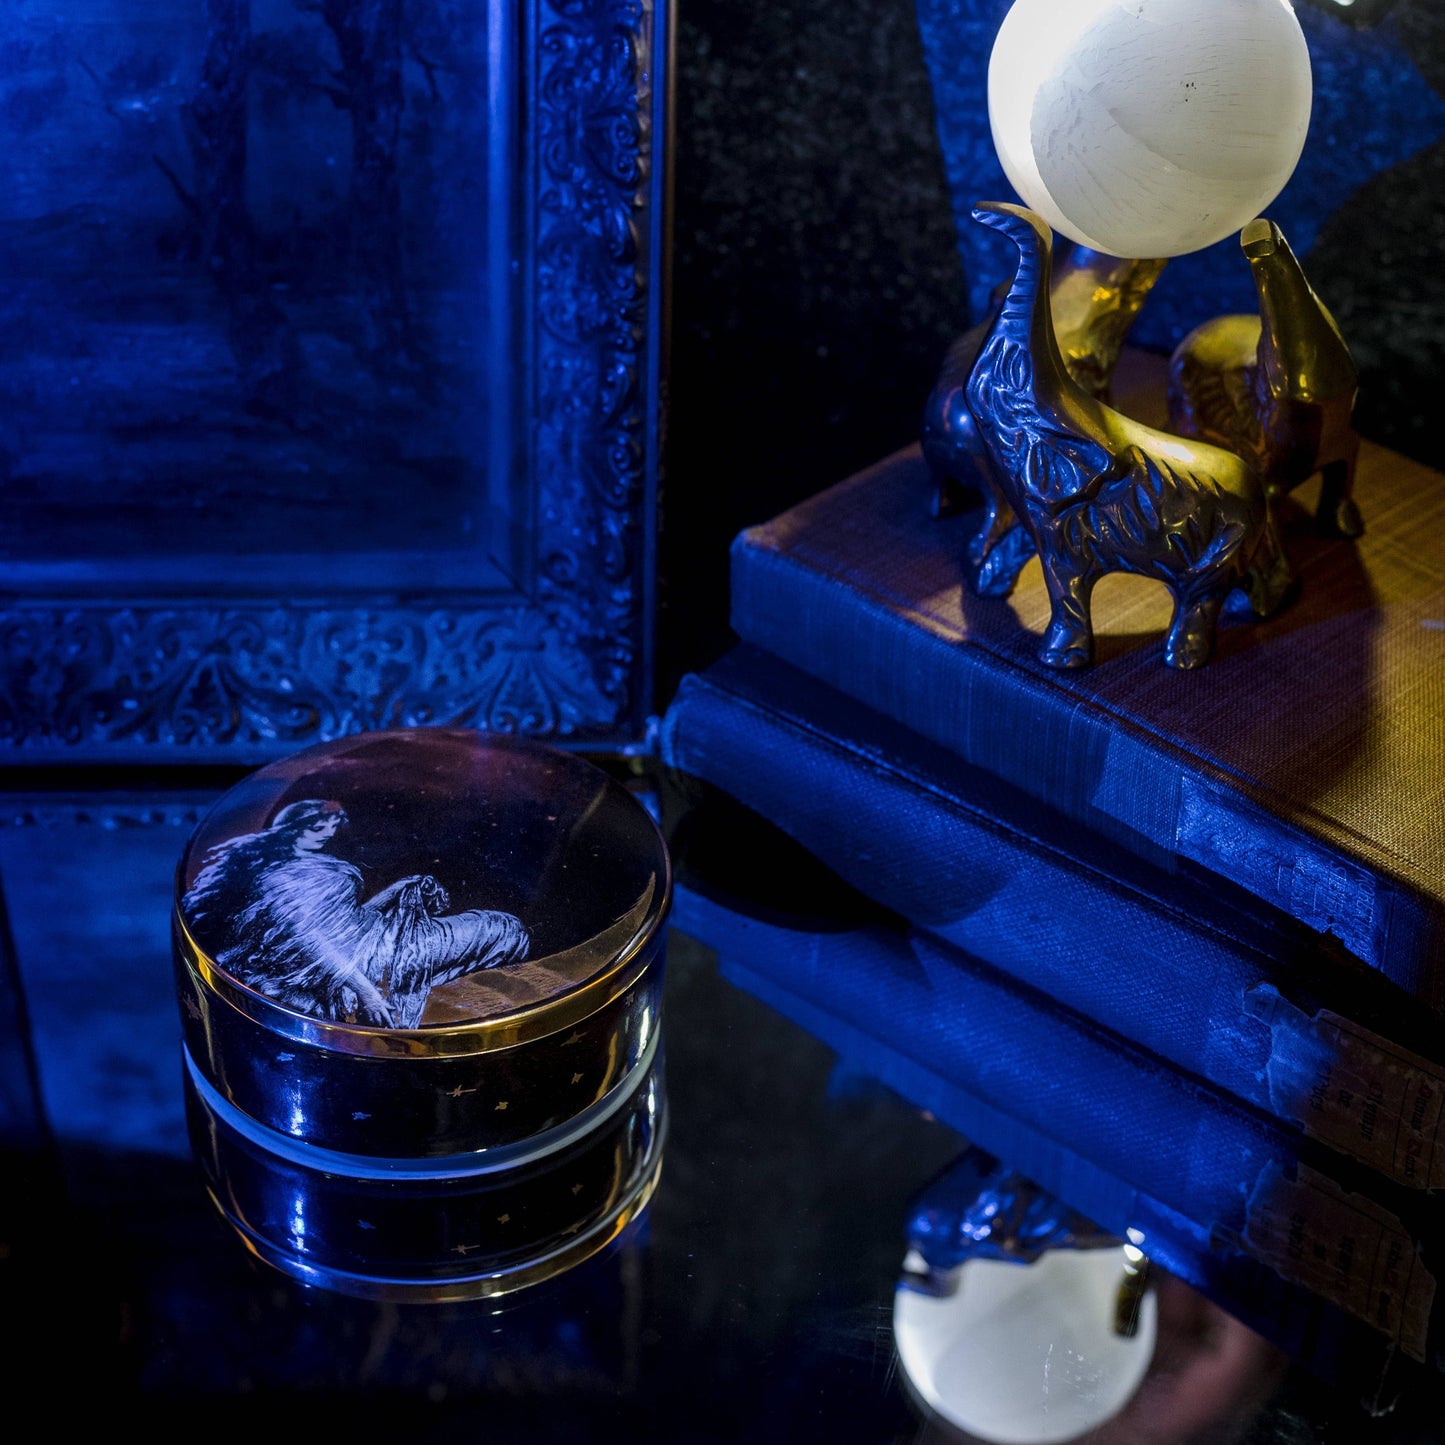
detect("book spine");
top-left (669, 883), bottom-right (1438, 1392)
top-left (728, 528), bottom-right (1438, 995)
top-left (659, 666), bottom-right (1445, 1194)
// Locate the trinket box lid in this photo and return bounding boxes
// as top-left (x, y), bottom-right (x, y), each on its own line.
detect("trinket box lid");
top-left (174, 727), bottom-right (669, 1053)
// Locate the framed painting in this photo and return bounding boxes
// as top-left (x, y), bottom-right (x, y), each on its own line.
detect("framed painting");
top-left (0, 0), bottom-right (669, 763)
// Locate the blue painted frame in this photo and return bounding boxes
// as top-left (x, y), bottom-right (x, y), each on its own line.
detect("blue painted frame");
top-left (0, 0), bottom-right (669, 762)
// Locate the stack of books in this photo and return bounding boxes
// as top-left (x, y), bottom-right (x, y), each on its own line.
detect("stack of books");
top-left (656, 356), bottom-right (1445, 1409)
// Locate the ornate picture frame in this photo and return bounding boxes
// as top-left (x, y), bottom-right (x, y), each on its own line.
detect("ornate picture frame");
top-left (0, 0), bottom-right (668, 764)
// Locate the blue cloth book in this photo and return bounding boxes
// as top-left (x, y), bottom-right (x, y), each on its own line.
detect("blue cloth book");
top-left (725, 402), bottom-right (1445, 1003)
top-left (658, 644), bottom-right (1445, 1198)
top-left (665, 869), bottom-right (1440, 1409)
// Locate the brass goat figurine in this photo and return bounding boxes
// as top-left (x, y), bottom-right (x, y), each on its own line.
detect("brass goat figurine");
top-left (1167, 218), bottom-right (1362, 538)
top-left (963, 202), bottom-right (1291, 670)
top-left (923, 245), bottom-right (1166, 589)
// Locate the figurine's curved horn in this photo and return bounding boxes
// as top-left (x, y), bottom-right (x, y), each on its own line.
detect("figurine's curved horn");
top-left (971, 201), bottom-right (1053, 254)
top-left (1240, 217), bottom-right (1282, 260)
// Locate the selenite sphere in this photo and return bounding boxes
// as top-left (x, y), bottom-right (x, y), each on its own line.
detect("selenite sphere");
top-left (893, 1250), bottom-right (1158, 1445)
top-left (987, 0), bottom-right (1313, 258)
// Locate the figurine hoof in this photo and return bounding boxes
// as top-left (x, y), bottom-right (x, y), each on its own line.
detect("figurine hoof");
top-left (972, 527), bottom-right (1035, 598)
top-left (971, 564), bottom-right (1019, 599)
top-left (1321, 498), bottom-right (1365, 540)
top-left (1164, 638), bottom-right (1212, 669)
top-left (1040, 642), bottom-right (1092, 669)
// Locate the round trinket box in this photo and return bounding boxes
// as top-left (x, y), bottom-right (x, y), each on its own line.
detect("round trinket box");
top-left (171, 726), bottom-right (671, 1299)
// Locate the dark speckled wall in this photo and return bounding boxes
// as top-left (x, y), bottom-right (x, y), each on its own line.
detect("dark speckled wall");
top-left (1307, 4), bottom-right (1445, 466)
top-left (660, 0), bottom-right (966, 693)
top-left (661, 0), bottom-right (1445, 693)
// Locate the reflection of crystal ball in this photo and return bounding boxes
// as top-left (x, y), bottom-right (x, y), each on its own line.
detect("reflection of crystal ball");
top-left (893, 1250), bottom-right (1158, 1445)
top-left (987, 0), bottom-right (1313, 258)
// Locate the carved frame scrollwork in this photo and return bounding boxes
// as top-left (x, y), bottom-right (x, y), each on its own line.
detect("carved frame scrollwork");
top-left (0, 0), bottom-right (667, 765)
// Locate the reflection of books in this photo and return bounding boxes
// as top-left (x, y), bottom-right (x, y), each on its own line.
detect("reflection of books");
top-left (660, 646), bottom-right (1445, 1195)
top-left (726, 389), bottom-right (1445, 999)
top-left (664, 854), bottom-right (1440, 1410)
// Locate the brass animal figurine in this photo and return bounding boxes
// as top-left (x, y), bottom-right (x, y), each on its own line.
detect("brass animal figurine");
top-left (1168, 218), bottom-right (1362, 538)
top-left (922, 245), bottom-right (1166, 590)
top-left (964, 202), bottom-right (1291, 670)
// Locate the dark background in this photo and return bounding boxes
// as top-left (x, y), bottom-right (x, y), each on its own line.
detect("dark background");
top-left (657, 0), bottom-right (1445, 703)
top-left (660, 0), bottom-right (964, 699)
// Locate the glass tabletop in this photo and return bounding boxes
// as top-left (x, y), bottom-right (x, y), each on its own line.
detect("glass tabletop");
top-left (0, 767), bottom-right (1441, 1440)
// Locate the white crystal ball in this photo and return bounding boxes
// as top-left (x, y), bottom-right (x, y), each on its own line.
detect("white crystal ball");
top-left (987, 0), bottom-right (1313, 258)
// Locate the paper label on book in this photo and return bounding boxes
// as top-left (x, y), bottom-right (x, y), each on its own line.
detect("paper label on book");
top-left (1175, 777), bottom-right (1377, 962)
top-left (1251, 985), bottom-right (1445, 1190)
top-left (1242, 1162), bottom-right (1435, 1363)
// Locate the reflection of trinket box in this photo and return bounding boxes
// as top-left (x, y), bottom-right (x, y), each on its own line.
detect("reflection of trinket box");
top-left (171, 726), bottom-right (671, 1298)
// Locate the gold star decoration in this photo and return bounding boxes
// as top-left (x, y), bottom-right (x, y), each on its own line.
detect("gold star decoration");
top-left (494, 1100), bottom-right (508, 1111)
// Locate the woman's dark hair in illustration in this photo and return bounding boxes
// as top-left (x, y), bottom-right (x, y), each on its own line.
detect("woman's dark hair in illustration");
top-left (269, 798), bottom-right (349, 832)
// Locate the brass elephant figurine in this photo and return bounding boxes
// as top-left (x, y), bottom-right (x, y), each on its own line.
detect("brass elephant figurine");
top-left (963, 202), bottom-right (1292, 670)
top-left (1167, 218), bottom-right (1362, 538)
